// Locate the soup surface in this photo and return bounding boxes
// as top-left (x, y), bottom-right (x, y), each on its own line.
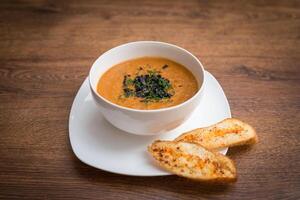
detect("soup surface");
top-left (97, 57), bottom-right (198, 110)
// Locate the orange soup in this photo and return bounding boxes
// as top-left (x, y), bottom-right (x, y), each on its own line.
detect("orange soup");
top-left (97, 57), bottom-right (198, 110)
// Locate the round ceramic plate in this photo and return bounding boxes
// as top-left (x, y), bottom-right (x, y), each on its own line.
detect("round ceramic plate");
top-left (69, 71), bottom-right (231, 176)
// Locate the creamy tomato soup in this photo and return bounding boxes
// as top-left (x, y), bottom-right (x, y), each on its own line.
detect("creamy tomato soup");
top-left (97, 57), bottom-right (198, 110)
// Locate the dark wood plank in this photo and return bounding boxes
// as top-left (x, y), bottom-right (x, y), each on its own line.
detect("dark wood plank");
top-left (0, 0), bottom-right (299, 199)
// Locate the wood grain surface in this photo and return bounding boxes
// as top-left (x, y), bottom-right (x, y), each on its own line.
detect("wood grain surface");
top-left (0, 0), bottom-right (299, 199)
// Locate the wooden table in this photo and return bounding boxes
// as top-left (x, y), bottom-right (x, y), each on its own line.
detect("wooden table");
top-left (1, 0), bottom-right (299, 199)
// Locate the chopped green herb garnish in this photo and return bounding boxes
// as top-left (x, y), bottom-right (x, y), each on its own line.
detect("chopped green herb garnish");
top-left (147, 70), bottom-right (156, 76)
top-left (123, 88), bottom-right (134, 97)
top-left (123, 75), bottom-right (134, 86)
top-left (121, 68), bottom-right (174, 102)
top-left (126, 78), bottom-right (134, 85)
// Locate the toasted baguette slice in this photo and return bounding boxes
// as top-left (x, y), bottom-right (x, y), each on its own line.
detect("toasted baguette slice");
top-left (175, 118), bottom-right (258, 149)
top-left (148, 140), bottom-right (237, 182)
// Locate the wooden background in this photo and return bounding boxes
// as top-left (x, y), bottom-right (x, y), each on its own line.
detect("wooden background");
top-left (0, 0), bottom-right (299, 199)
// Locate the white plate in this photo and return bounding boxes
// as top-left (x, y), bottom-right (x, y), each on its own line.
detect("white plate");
top-left (69, 71), bottom-right (231, 176)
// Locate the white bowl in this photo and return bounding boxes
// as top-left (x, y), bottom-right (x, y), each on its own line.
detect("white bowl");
top-left (89, 41), bottom-right (205, 135)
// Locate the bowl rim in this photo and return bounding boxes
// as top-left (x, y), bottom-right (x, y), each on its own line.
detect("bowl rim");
top-left (89, 41), bottom-right (205, 113)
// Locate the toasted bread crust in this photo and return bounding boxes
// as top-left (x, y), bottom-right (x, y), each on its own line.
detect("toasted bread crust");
top-left (175, 118), bottom-right (258, 149)
top-left (148, 140), bottom-right (237, 182)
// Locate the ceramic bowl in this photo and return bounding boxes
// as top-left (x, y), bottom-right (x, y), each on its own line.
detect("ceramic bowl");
top-left (89, 41), bottom-right (205, 135)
